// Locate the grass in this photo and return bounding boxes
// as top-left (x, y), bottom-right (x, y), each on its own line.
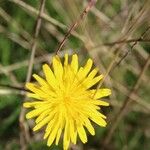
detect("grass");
top-left (0, 0), bottom-right (150, 150)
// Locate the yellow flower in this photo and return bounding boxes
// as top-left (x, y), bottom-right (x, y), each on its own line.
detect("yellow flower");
top-left (24, 54), bottom-right (111, 150)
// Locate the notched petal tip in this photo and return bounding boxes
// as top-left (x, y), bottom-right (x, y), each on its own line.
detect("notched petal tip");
top-left (42, 64), bottom-right (49, 70)
top-left (25, 82), bottom-right (36, 89)
top-left (102, 123), bottom-right (107, 127)
top-left (25, 82), bottom-right (30, 89)
top-left (32, 74), bottom-right (43, 81)
top-left (33, 126), bottom-right (39, 131)
top-left (99, 74), bottom-right (104, 79)
top-left (84, 58), bottom-right (93, 70)
top-left (43, 131), bottom-right (49, 139)
top-left (32, 73), bottom-right (37, 78)
top-left (91, 131), bottom-right (95, 136)
top-left (26, 112), bottom-right (32, 119)
top-left (72, 54), bottom-right (78, 62)
top-left (43, 135), bottom-right (47, 140)
top-left (91, 88), bottom-right (111, 100)
top-left (72, 53), bottom-right (78, 60)
top-left (99, 120), bottom-right (107, 127)
top-left (71, 53), bottom-right (79, 73)
top-left (95, 74), bottom-right (104, 82)
top-left (104, 102), bottom-right (110, 106)
top-left (87, 58), bottom-right (93, 64)
top-left (23, 102), bottom-right (32, 108)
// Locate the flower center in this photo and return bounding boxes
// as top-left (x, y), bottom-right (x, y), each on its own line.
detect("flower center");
top-left (63, 96), bottom-right (71, 103)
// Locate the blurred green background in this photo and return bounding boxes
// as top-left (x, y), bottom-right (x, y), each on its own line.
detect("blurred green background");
top-left (0, 0), bottom-right (150, 150)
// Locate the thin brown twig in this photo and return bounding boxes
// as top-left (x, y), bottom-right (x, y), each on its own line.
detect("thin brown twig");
top-left (55, 0), bottom-right (97, 54)
top-left (95, 38), bottom-right (150, 47)
top-left (19, 0), bottom-right (46, 149)
top-left (102, 54), bottom-right (150, 148)
top-left (26, 0), bottom-right (46, 83)
top-left (113, 26), bottom-right (150, 68)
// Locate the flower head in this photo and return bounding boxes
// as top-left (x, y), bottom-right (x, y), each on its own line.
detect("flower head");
top-left (24, 54), bottom-right (111, 150)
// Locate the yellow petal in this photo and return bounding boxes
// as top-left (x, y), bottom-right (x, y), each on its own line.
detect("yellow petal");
top-left (44, 121), bottom-right (54, 139)
top-left (88, 68), bottom-right (98, 79)
top-left (26, 83), bottom-right (47, 98)
top-left (71, 54), bottom-right (78, 74)
top-left (91, 100), bottom-right (109, 106)
top-left (76, 59), bottom-right (93, 80)
top-left (77, 125), bottom-right (87, 143)
top-left (52, 55), bottom-right (63, 80)
top-left (32, 74), bottom-right (47, 86)
top-left (31, 78), bottom-right (56, 97)
top-left (63, 54), bottom-right (69, 79)
top-left (82, 59), bottom-right (93, 77)
top-left (84, 118), bottom-right (95, 135)
top-left (55, 126), bottom-right (63, 145)
top-left (26, 105), bottom-right (48, 119)
top-left (90, 115), bottom-right (107, 127)
top-left (63, 119), bottom-right (70, 150)
top-left (33, 115), bottom-right (51, 131)
top-left (55, 113), bottom-right (64, 145)
top-left (90, 89), bottom-right (111, 99)
top-left (27, 93), bottom-right (42, 100)
top-left (23, 102), bottom-right (32, 108)
top-left (44, 114), bottom-right (59, 139)
top-left (35, 108), bottom-right (58, 131)
top-left (23, 101), bottom-right (50, 109)
top-left (70, 67), bottom-right (84, 89)
top-left (86, 107), bottom-right (106, 119)
top-left (47, 121), bottom-right (60, 147)
top-left (23, 101), bottom-right (43, 108)
top-left (35, 109), bottom-right (51, 123)
top-left (42, 64), bottom-right (58, 89)
top-left (69, 119), bottom-right (77, 144)
top-left (85, 75), bottom-right (103, 89)
top-left (40, 85), bottom-right (57, 98)
top-left (64, 54), bottom-right (68, 66)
